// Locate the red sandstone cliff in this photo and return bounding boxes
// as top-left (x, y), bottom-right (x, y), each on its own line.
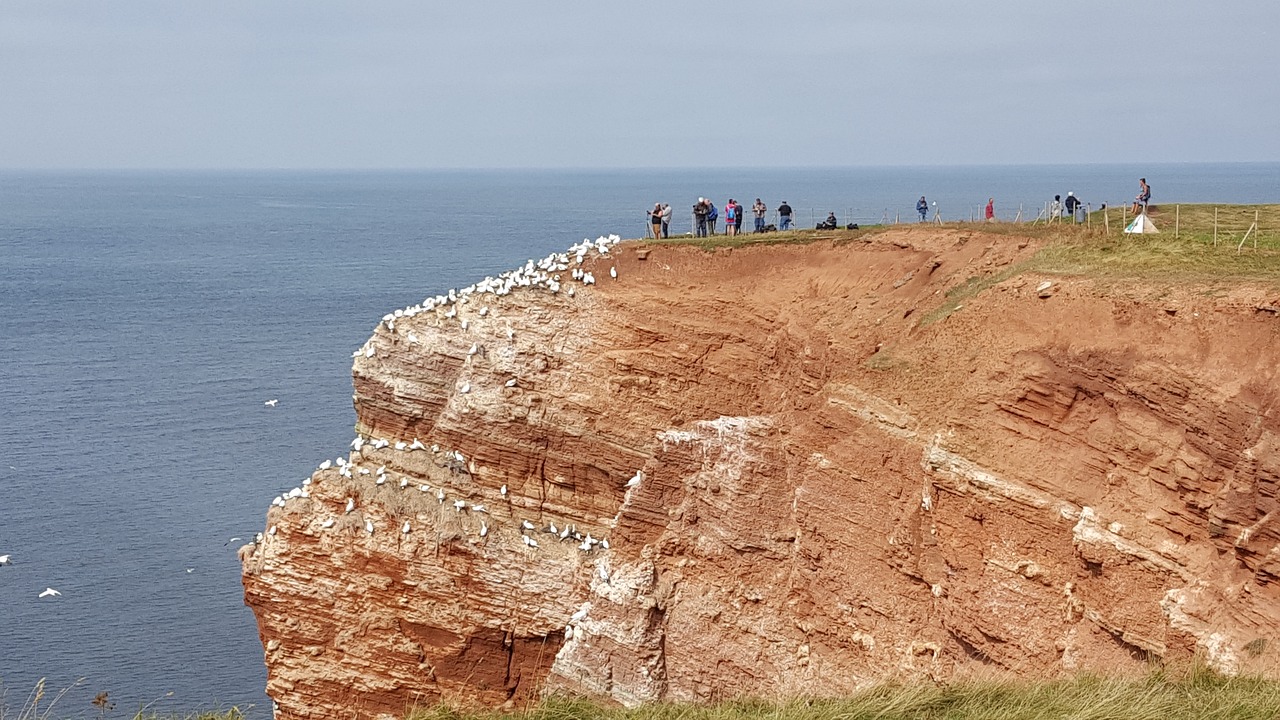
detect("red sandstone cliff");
top-left (242, 228), bottom-right (1280, 720)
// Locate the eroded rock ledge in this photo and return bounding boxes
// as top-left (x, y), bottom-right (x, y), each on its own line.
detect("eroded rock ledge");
top-left (242, 228), bottom-right (1280, 720)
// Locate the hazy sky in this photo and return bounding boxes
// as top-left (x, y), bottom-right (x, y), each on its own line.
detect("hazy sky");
top-left (3, 1), bottom-right (1277, 169)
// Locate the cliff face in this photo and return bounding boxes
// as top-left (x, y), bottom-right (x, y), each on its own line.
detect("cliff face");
top-left (242, 228), bottom-right (1280, 720)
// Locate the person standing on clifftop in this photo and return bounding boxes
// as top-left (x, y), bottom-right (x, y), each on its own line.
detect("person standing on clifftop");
top-left (985, 198), bottom-right (995, 222)
top-left (693, 198), bottom-right (709, 237)
top-left (753, 198), bottom-right (767, 232)
top-left (706, 200), bottom-right (719, 235)
top-left (724, 199), bottom-right (738, 236)
top-left (917, 196), bottom-right (928, 222)
top-left (1064, 192), bottom-right (1081, 223)
top-left (648, 202), bottom-right (663, 239)
top-left (660, 203), bottom-right (672, 238)
top-left (778, 200), bottom-right (793, 230)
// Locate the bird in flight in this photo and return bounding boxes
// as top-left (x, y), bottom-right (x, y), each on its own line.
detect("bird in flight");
top-left (264, 399), bottom-right (278, 407)
top-left (39, 588), bottom-right (61, 598)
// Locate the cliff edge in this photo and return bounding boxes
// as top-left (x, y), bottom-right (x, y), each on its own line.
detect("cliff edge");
top-left (242, 227), bottom-right (1280, 720)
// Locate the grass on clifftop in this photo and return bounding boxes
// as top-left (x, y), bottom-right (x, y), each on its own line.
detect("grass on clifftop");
top-left (408, 668), bottom-right (1280, 720)
top-left (652, 204), bottom-right (1280, 284)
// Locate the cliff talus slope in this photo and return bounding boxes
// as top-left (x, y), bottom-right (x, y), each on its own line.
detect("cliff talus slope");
top-left (242, 228), bottom-right (1280, 719)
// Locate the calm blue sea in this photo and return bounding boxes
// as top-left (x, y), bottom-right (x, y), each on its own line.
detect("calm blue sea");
top-left (1, 164), bottom-right (1276, 718)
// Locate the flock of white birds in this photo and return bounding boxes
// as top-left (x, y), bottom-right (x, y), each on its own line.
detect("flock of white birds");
top-left (256, 235), bottom-right (643, 562)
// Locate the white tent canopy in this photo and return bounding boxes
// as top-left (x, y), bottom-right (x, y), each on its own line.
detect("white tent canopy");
top-left (1124, 213), bottom-right (1159, 234)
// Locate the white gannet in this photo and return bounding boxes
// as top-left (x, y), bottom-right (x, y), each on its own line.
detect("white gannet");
top-left (39, 588), bottom-right (61, 598)
top-left (375, 475), bottom-right (386, 485)
top-left (626, 470), bottom-right (643, 488)
top-left (500, 484), bottom-right (508, 497)
top-left (610, 266), bottom-right (617, 278)
top-left (365, 519), bottom-right (374, 534)
top-left (351, 436), bottom-right (364, 451)
top-left (402, 521), bottom-right (411, 534)
top-left (399, 477), bottom-right (409, 488)
top-left (395, 441), bottom-right (407, 451)
top-left (548, 522), bottom-right (558, 535)
top-left (345, 497), bottom-right (355, 513)
top-left (268, 525), bottom-right (277, 536)
top-left (409, 439), bottom-right (425, 450)
top-left (364, 344), bottom-right (375, 358)
top-left (436, 488), bottom-right (446, 503)
top-left (479, 522), bottom-right (488, 537)
top-left (264, 399), bottom-right (278, 407)
top-left (468, 343), bottom-right (478, 356)
top-left (505, 378), bottom-right (517, 388)
top-left (522, 519), bottom-right (535, 531)
top-left (453, 499), bottom-right (466, 512)
top-left (471, 504), bottom-right (487, 513)
top-left (321, 518), bottom-right (335, 529)
top-left (319, 459), bottom-right (332, 470)
top-left (0, 554), bottom-right (11, 565)
top-left (602, 538), bottom-right (610, 549)
top-left (460, 382), bottom-right (471, 394)
top-left (570, 607), bottom-right (589, 623)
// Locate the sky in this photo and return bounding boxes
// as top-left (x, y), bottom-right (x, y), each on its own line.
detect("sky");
top-left (1, 1), bottom-right (1277, 169)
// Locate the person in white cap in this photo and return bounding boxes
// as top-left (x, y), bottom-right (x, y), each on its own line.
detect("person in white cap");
top-left (693, 197), bottom-right (710, 237)
top-left (1063, 191), bottom-right (1081, 222)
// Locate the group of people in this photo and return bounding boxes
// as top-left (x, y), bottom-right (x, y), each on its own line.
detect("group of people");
top-left (651, 178), bottom-right (1151, 237)
top-left (1048, 192), bottom-right (1085, 221)
top-left (675, 198), bottom-right (795, 237)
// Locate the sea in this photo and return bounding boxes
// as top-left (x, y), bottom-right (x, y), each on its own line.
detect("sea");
top-left (1, 164), bottom-right (1277, 718)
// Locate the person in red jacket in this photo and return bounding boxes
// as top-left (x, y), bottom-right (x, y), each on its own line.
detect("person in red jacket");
top-left (984, 198), bottom-right (995, 222)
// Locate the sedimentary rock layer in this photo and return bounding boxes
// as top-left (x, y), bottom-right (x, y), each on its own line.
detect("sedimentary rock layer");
top-left (243, 228), bottom-right (1280, 720)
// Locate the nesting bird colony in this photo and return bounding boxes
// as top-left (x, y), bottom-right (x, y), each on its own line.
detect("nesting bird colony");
top-left (256, 235), bottom-right (641, 592)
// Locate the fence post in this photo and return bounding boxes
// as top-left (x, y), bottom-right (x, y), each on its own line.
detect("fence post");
top-left (1214, 207), bottom-right (1218, 246)
top-left (1175, 204), bottom-right (1179, 239)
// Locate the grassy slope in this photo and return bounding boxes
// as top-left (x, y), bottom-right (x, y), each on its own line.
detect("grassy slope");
top-left (654, 204), bottom-right (1280, 281)
top-left (409, 668), bottom-right (1280, 720)
top-left (651, 204), bottom-right (1280, 327)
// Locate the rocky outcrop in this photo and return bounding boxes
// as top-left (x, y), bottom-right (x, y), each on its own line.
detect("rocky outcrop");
top-left (242, 228), bottom-right (1280, 720)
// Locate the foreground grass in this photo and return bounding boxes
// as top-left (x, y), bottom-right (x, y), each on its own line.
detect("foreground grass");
top-left (408, 670), bottom-right (1280, 720)
top-left (0, 678), bottom-right (248, 720)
